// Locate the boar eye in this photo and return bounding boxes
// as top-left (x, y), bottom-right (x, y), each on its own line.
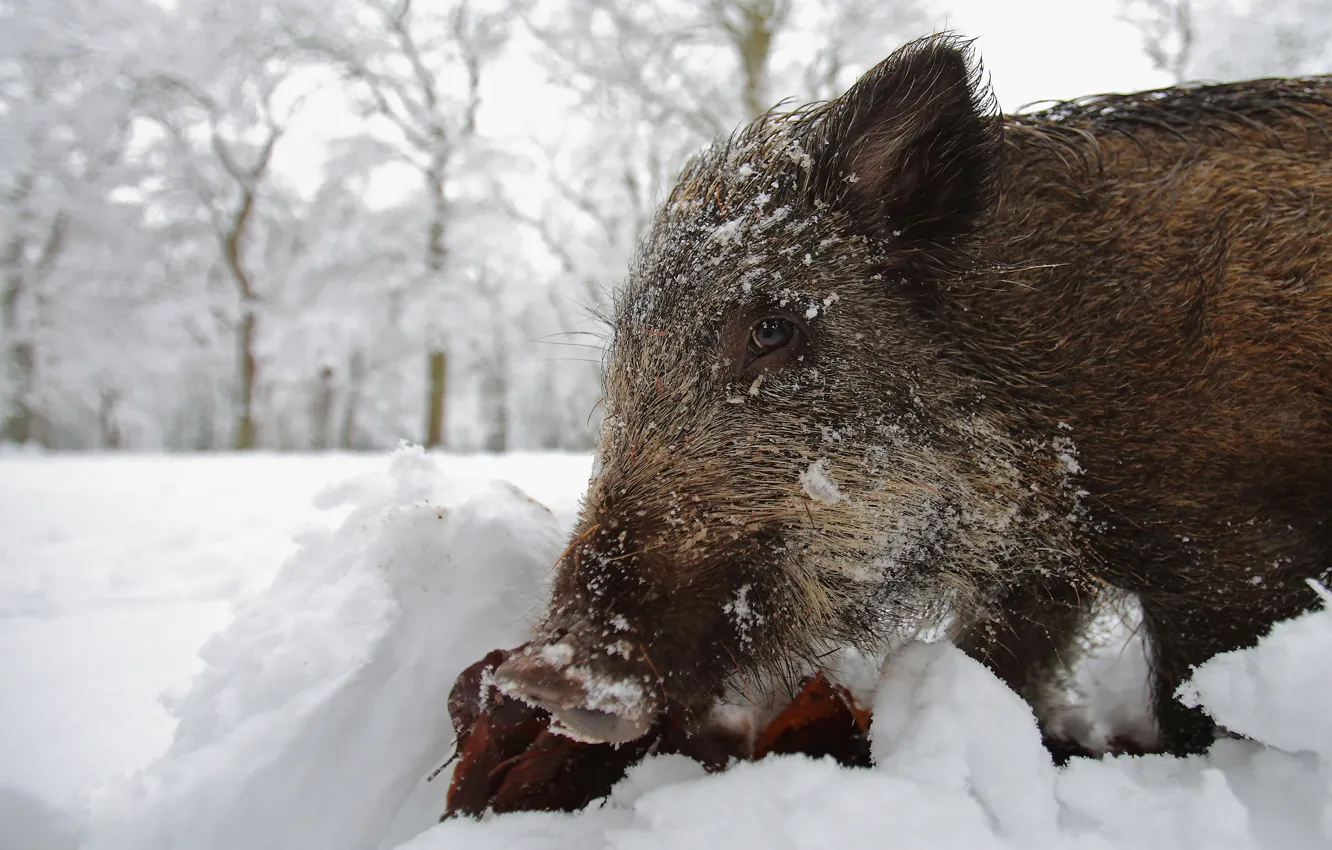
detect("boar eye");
top-left (727, 312), bottom-right (810, 379)
top-left (749, 318), bottom-right (796, 357)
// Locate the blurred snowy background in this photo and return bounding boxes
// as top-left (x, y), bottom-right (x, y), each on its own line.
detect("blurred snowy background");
top-left (4, 0), bottom-right (1328, 455)
top-left (4, 2), bottom-right (1332, 849)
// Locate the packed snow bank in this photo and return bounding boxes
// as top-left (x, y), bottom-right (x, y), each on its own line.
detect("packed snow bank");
top-left (81, 447), bottom-right (1332, 850)
top-left (1179, 581), bottom-right (1332, 760)
top-left (83, 447), bottom-right (565, 850)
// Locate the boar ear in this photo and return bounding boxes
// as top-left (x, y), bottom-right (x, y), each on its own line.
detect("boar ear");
top-left (810, 35), bottom-right (1000, 247)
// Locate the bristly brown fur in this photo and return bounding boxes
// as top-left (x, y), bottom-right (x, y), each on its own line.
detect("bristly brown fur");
top-left (521, 34), bottom-right (1332, 758)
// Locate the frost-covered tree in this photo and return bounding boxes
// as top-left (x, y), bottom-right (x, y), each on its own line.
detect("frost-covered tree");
top-left (287, 0), bottom-right (526, 449)
top-left (528, 0), bottom-right (931, 236)
top-left (252, 135), bottom-right (416, 450)
top-left (0, 0), bottom-right (942, 453)
top-left (529, 0), bottom-right (933, 272)
top-left (135, 0), bottom-right (320, 449)
top-left (1123, 0), bottom-right (1332, 81)
top-left (0, 0), bottom-right (157, 446)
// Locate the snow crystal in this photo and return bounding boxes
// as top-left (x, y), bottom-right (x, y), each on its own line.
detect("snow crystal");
top-left (537, 643), bottom-right (576, 669)
top-left (1053, 435), bottom-right (1083, 476)
top-left (722, 583), bottom-right (759, 646)
top-left (800, 458), bottom-right (843, 505)
top-left (708, 219), bottom-right (744, 245)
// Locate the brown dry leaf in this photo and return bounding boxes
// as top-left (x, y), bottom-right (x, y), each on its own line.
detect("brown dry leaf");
top-left (443, 649), bottom-right (551, 819)
top-left (441, 652), bottom-right (875, 819)
top-left (752, 672), bottom-right (872, 768)
top-left (488, 729), bottom-right (655, 815)
top-left (443, 647), bottom-right (658, 819)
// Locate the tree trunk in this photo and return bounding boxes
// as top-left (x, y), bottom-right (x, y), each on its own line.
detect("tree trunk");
top-left (98, 387), bottom-right (123, 449)
top-left (311, 366), bottom-right (335, 451)
top-left (491, 370), bottom-right (508, 453)
top-left (481, 358), bottom-right (508, 453)
top-left (715, 0), bottom-right (782, 120)
top-left (339, 351), bottom-right (364, 450)
top-left (2, 340), bottom-right (39, 445)
top-left (737, 11), bottom-right (774, 119)
top-left (426, 349), bottom-right (447, 448)
top-left (233, 308), bottom-right (257, 450)
top-left (423, 164), bottom-right (450, 452)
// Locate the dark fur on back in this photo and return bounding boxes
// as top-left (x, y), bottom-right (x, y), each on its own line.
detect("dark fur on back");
top-left (1015, 75), bottom-right (1332, 148)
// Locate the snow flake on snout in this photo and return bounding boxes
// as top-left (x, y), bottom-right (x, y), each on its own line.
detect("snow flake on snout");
top-left (723, 583), bottom-right (763, 647)
top-left (603, 640), bottom-right (635, 661)
top-left (537, 643), bottom-right (575, 669)
top-left (804, 292), bottom-right (840, 320)
top-left (800, 458), bottom-right (844, 505)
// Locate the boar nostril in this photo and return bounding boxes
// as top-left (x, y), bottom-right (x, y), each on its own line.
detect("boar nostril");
top-left (551, 706), bottom-right (654, 745)
top-left (492, 652), bottom-right (656, 745)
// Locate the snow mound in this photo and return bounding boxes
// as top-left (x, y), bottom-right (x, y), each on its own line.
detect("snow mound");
top-left (404, 601), bottom-right (1332, 850)
top-left (83, 446), bottom-right (564, 850)
top-left (1179, 581), bottom-right (1332, 760)
top-left (81, 447), bottom-right (1332, 850)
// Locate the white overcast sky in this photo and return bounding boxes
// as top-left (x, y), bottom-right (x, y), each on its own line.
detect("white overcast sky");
top-left (937, 0), bottom-right (1172, 109)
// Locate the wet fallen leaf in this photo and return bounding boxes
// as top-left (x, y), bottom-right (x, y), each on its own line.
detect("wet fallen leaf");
top-left (443, 648), bottom-right (658, 819)
top-left (753, 672), bottom-right (872, 768)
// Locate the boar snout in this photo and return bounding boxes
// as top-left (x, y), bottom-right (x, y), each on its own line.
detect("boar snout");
top-left (492, 639), bottom-right (659, 745)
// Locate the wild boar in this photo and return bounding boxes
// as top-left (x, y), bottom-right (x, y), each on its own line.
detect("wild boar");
top-left (495, 35), bottom-right (1332, 756)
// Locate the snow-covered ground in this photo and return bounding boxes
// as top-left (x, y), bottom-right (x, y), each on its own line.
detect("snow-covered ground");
top-left (2, 448), bottom-right (1330, 850)
top-left (0, 450), bottom-right (590, 848)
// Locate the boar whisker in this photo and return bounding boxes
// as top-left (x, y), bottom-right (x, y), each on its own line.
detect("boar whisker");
top-left (637, 643), bottom-right (665, 698)
top-left (539, 330), bottom-right (607, 340)
top-left (553, 523), bottom-right (601, 572)
top-left (586, 396), bottom-right (605, 425)
top-left (530, 337), bottom-right (606, 350)
top-left (601, 545), bottom-right (660, 564)
top-left (720, 642), bottom-right (757, 709)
